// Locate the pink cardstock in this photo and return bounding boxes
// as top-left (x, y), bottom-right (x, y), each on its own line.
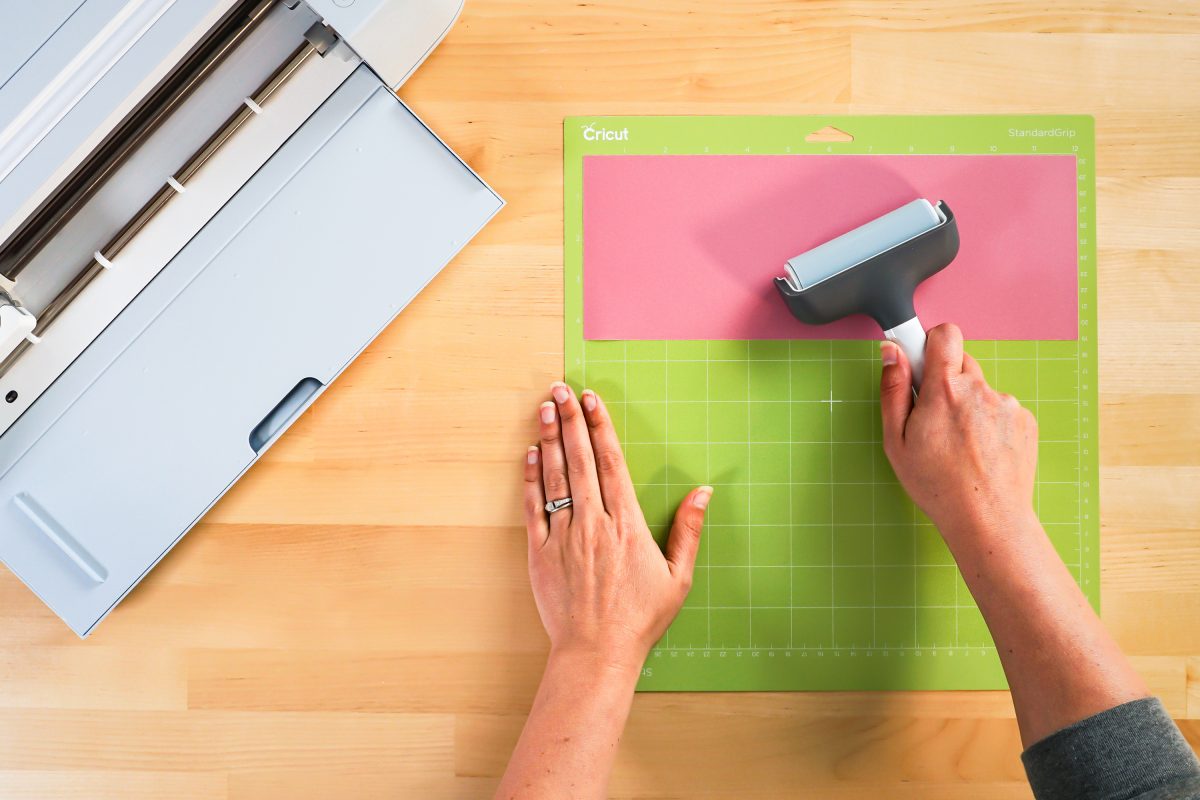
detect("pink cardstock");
top-left (582, 154), bottom-right (1078, 340)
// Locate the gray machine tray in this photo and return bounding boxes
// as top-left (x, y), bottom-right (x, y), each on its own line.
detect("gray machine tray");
top-left (0, 65), bottom-right (502, 635)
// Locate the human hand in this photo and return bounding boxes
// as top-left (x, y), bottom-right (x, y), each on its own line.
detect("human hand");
top-left (879, 323), bottom-right (1039, 543)
top-left (523, 382), bottom-right (712, 671)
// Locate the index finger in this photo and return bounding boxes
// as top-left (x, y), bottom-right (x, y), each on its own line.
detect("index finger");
top-left (923, 323), bottom-right (965, 388)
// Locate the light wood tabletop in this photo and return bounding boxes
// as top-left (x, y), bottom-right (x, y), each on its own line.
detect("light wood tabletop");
top-left (2, 2), bottom-right (1198, 798)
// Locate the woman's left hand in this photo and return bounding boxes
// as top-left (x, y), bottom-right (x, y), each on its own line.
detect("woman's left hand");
top-left (524, 382), bottom-right (712, 671)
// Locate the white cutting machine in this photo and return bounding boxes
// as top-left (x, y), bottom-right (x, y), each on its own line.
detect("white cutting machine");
top-left (0, 0), bottom-right (502, 635)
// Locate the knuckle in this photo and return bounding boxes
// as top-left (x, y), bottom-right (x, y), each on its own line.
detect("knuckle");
top-left (539, 428), bottom-right (559, 445)
top-left (616, 518), bottom-right (641, 539)
top-left (566, 456), bottom-right (591, 477)
top-left (595, 448), bottom-right (625, 476)
top-left (882, 373), bottom-right (906, 394)
top-left (935, 372), bottom-right (958, 396)
top-left (927, 324), bottom-right (961, 358)
top-left (526, 499), bottom-right (544, 520)
top-left (940, 322), bottom-right (962, 341)
top-left (545, 465), bottom-right (568, 489)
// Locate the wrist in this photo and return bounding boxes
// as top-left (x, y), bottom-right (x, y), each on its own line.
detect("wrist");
top-left (546, 642), bottom-right (646, 686)
top-left (935, 504), bottom-right (1048, 570)
top-left (934, 501), bottom-right (1040, 545)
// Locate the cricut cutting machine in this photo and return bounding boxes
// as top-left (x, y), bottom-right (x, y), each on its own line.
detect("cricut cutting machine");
top-left (0, 0), bottom-right (502, 635)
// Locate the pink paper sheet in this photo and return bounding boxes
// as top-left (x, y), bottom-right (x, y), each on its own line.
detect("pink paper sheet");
top-left (582, 155), bottom-right (1078, 340)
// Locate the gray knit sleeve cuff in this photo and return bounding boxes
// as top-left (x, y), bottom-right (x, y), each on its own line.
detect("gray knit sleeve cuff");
top-left (1021, 697), bottom-right (1200, 800)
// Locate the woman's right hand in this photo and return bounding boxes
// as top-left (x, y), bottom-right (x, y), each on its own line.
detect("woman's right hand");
top-left (878, 323), bottom-right (1040, 543)
top-left (880, 324), bottom-right (1155, 753)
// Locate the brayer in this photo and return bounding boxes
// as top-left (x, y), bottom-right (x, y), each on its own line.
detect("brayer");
top-left (774, 199), bottom-right (959, 388)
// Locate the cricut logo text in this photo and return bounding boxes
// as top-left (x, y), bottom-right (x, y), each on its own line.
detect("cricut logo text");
top-left (581, 123), bottom-right (629, 142)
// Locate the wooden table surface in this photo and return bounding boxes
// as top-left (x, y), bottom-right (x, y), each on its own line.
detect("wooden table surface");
top-left (3, 2), bottom-right (1199, 798)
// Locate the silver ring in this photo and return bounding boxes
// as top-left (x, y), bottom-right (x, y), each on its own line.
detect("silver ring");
top-left (544, 497), bottom-right (573, 514)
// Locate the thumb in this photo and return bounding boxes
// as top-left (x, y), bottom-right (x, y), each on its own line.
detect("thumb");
top-left (665, 485), bottom-right (712, 586)
top-left (880, 341), bottom-right (913, 453)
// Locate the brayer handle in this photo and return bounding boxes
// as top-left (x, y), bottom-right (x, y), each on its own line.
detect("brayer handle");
top-left (883, 316), bottom-right (926, 390)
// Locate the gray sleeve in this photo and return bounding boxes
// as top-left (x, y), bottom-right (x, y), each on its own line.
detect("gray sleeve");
top-left (1022, 697), bottom-right (1200, 800)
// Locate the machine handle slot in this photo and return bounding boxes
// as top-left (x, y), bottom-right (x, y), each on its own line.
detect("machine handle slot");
top-left (248, 376), bottom-right (322, 453)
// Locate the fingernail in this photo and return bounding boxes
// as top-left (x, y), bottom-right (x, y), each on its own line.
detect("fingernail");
top-left (581, 390), bottom-right (597, 412)
top-left (880, 341), bottom-right (898, 366)
top-left (539, 402), bottom-right (555, 424)
top-left (693, 486), bottom-right (713, 509)
top-left (526, 446), bottom-right (539, 465)
top-left (551, 382), bottom-right (570, 405)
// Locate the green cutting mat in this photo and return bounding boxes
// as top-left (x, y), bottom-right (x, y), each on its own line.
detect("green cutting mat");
top-left (564, 115), bottom-right (1098, 691)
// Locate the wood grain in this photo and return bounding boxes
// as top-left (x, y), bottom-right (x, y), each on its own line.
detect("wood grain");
top-left (1, 1), bottom-right (1197, 797)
